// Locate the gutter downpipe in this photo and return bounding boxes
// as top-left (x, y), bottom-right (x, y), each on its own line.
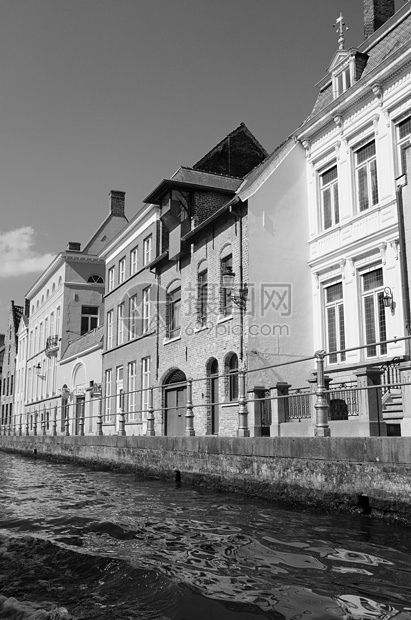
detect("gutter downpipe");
top-left (396, 173), bottom-right (411, 359)
top-left (239, 206), bottom-right (244, 363)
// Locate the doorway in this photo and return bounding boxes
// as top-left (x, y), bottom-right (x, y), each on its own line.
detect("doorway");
top-left (75, 396), bottom-right (85, 435)
top-left (210, 359), bottom-right (219, 435)
top-left (255, 389), bottom-right (271, 437)
top-left (164, 370), bottom-right (187, 436)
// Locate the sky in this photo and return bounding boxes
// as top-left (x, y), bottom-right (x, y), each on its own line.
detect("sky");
top-left (0, 0), bottom-right (404, 331)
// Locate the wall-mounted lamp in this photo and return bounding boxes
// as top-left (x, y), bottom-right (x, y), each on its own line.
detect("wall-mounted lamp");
top-left (383, 286), bottom-right (394, 309)
top-left (222, 266), bottom-right (248, 310)
top-left (60, 384), bottom-right (71, 398)
top-left (34, 363), bottom-right (46, 380)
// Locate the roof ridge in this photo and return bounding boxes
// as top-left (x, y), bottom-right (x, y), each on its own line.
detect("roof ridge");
top-left (193, 122), bottom-right (268, 170)
top-left (179, 165), bottom-right (243, 180)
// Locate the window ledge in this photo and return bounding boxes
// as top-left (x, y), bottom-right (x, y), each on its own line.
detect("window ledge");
top-left (217, 314), bottom-right (233, 325)
top-left (164, 334), bottom-right (181, 345)
top-left (194, 324), bottom-right (209, 333)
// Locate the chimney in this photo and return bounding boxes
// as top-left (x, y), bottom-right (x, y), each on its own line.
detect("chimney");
top-left (67, 241), bottom-right (81, 252)
top-left (109, 190), bottom-right (125, 217)
top-left (364, 0), bottom-right (395, 38)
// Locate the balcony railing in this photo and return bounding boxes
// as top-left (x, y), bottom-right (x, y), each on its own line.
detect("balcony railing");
top-left (45, 335), bottom-right (59, 356)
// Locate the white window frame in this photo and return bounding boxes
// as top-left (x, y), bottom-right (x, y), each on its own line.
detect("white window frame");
top-left (396, 115), bottom-right (411, 175)
top-left (130, 246), bottom-right (138, 275)
top-left (324, 281), bottom-right (346, 364)
top-left (117, 303), bottom-right (125, 345)
top-left (106, 310), bottom-right (113, 349)
top-left (141, 357), bottom-right (151, 422)
top-left (143, 235), bottom-right (152, 266)
top-left (118, 257), bottom-right (126, 284)
top-left (129, 294), bottom-right (138, 340)
top-left (116, 366), bottom-right (124, 422)
top-left (361, 267), bottom-right (387, 359)
top-left (142, 287), bottom-right (151, 333)
top-left (354, 140), bottom-right (379, 212)
top-left (105, 369), bottom-right (112, 422)
top-left (108, 266), bottom-right (115, 292)
top-left (128, 361), bottom-right (137, 421)
top-left (167, 286), bottom-right (181, 339)
top-left (333, 64), bottom-right (352, 99)
top-left (320, 164), bottom-right (339, 230)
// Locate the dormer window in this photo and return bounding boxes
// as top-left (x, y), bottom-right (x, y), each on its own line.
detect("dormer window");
top-left (334, 65), bottom-right (351, 98)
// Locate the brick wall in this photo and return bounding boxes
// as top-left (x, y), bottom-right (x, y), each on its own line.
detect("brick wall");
top-left (157, 205), bottom-right (248, 437)
top-left (364, 0), bottom-right (395, 38)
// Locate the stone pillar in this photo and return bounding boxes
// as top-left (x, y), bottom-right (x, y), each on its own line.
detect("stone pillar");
top-left (52, 405), bottom-right (57, 436)
top-left (146, 387), bottom-right (155, 436)
top-left (65, 403), bottom-right (70, 436)
top-left (97, 396), bottom-right (103, 436)
top-left (270, 382), bottom-right (291, 437)
top-left (398, 363), bottom-right (411, 436)
top-left (314, 350), bottom-right (331, 437)
top-left (307, 372), bottom-right (331, 435)
top-left (237, 370), bottom-right (250, 437)
top-left (118, 390), bottom-right (126, 436)
top-left (185, 379), bottom-right (195, 436)
top-left (354, 367), bottom-right (386, 436)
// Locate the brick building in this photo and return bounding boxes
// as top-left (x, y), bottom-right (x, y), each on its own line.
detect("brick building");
top-left (144, 124), bottom-right (269, 436)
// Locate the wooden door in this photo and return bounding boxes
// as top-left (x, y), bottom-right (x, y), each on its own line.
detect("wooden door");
top-left (165, 387), bottom-right (186, 436)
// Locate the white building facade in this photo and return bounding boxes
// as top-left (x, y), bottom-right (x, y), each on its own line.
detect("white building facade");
top-left (297, 0), bottom-right (411, 436)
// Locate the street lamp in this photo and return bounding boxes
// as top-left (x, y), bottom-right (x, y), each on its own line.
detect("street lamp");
top-left (34, 363), bottom-right (46, 380)
top-left (383, 286), bottom-right (394, 309)
top-left (222, 266), bottom-right (248, 310)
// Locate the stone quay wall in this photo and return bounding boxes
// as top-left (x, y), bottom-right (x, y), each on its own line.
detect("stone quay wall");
top-left (1, 435), bottom-right (411, 525)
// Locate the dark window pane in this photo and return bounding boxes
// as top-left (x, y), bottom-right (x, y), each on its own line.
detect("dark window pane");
top-left (364, 295), bottom-right (376, 356)
top-left (378, 292), bottom-right (387, 355)
top-left (339, 304), bottom-right (346, 361)
top-left (322, 187), bottom-right (332, 229)
top-left (363, 269), bottom-right (383, 292)
top-left (326, 282), bottom-right (343, 303)
top-left (399, 117), bottom-right (411, 140)
top-left (358, 166), bottom-right (369, 211)
top-left (370, 159), bottom-right (379, 206)
top-left (356, 141), bottom-right (376, 165)
top-left (327, 306), bottom-right (337, 364)
top-left (334, 183), bottom-right (339, 225)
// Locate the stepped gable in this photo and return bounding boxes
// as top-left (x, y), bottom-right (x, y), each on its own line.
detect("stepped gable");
top-left (193, 123), bottom-right (268, 179)
top-left (61, 325), bottom-right (104, 360)
top-left (12, 304), bottom-right (24, 342)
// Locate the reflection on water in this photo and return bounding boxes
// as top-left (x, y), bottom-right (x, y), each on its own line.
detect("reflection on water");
top-left (0, 452), bottom-right (410, 619)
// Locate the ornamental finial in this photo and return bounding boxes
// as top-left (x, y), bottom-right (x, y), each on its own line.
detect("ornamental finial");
top-left (333, 13), bottom-right (349, 50)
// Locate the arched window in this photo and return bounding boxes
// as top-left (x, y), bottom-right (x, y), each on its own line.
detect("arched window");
top-left (198, 265), bottom-right (208, 327)
top-left (226, 353), bottom-right (238, 401)
top-left (88, 274), bottom-right (104, 284)
top-left (167, 285), bottom-right (181, 339)
top-left (221, 254), bottom-right (233, 317)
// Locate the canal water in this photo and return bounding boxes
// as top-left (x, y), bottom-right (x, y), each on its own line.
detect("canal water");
top-left (0, 453), bottom-right (410, 620)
